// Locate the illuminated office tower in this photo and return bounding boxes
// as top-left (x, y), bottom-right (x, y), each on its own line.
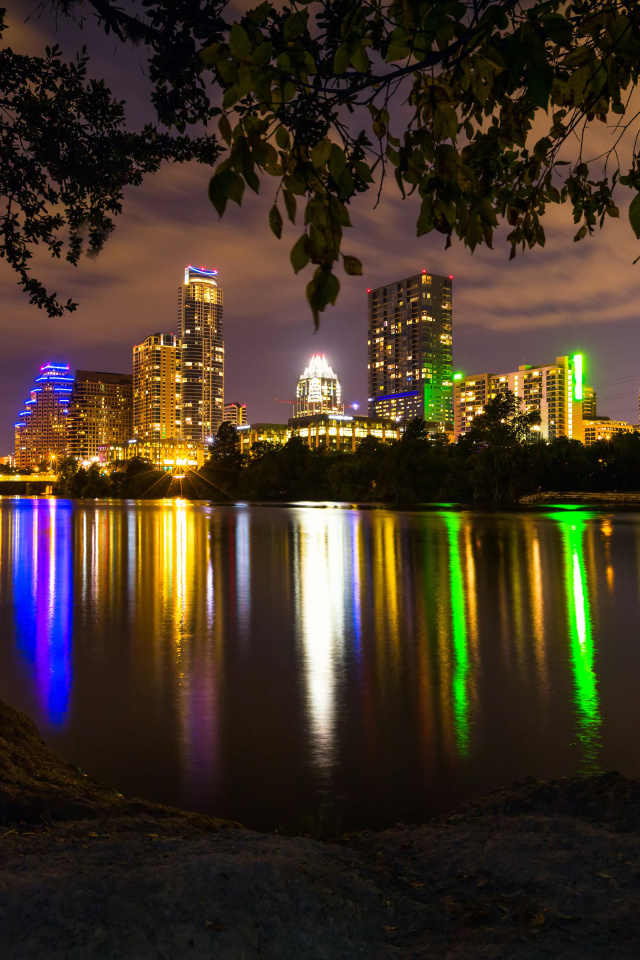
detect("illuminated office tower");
top-left (67, 371), bottom-right (133, 461)
top-left (14, 363), bottom-right (73, 469)
top-left (453, 355), bottom-right (586, 441)
top-left (294, 355), bottom-right (343, 418)
top-left (368, 271), bottom-right (453, 422)
top-left (223, 401), bottom-right (247, 427)
top-left (133, 333), bottom-right (182, 442)
top-left (178, 265), bottom-right (224, 441)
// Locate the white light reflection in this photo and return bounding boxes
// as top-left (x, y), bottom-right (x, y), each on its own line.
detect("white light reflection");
top-left (294, 509), bottom-right (347, 775)
top-left (235, 509), bottom-right (250, 641)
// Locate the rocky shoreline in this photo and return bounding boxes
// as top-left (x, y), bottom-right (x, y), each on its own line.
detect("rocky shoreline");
top-left (2, 698), bottom-right (640, 958)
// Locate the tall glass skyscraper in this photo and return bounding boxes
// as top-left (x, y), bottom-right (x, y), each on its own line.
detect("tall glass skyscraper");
top-left (367, 271), bottom-right (453, 423)
top-left (178, 266), bottom-right (224, 441)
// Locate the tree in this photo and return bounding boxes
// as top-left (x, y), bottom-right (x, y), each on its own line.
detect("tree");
top-left (463, 390), bottom-right (541, 500)
top-left (6, 2), bottom-right (640, 321)
top-left (0, 8), bottom-right (219, 315)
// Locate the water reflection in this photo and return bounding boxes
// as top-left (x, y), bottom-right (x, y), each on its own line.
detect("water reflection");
top-left (9, 501), bottom-right (72, 725)
top-left (440, 512), bottom-right (471, 756)
top-left (549, 511), bottom-right (602, 772)
top-left (294, 509), bottom-right (348, 775)
top-left (1, 500), bottom-right (636, 830)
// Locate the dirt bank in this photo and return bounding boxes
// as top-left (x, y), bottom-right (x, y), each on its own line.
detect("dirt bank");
top-left (2, 698), bottom-right (640, 959)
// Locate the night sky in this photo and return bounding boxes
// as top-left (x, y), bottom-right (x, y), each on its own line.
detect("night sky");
top-left (2, 1), bottom-right (640, 454)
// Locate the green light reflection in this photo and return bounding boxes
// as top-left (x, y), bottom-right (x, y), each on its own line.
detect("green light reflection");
top-left (440, 512), bottom-right (471, 755)
top-left (547, 511), bottom-right (601, 772)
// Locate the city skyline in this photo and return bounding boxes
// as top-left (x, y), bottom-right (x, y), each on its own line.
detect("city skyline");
top-left (3, 7), bottom-right (640, 452)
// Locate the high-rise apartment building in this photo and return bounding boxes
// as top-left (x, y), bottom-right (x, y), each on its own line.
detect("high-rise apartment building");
top-left (223, 401), bottom-right (247, 427)
top-left (582, 385), bottom-right (597, 420)
top-left (453, 355), bottom-right (587, 441)
top-left (178, 266), bottom-right (224, 441)
top-left (14, 363), bottom-right (73, 469)
top-left (368, 271), bottom-right (453, 422)
top-left (294, 355), bottom-right (343, 418)
top-left (133, 333), bottom-right (182, 442)
top-left (67, 370), bottom-right (133, 461)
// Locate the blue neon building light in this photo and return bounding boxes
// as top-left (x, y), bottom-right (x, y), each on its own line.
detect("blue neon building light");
top-left (372, 390), bottom-right (419, 402)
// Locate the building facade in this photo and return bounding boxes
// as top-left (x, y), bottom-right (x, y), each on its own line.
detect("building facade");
top-left (14, 363), bottom-right (73, 469)
top-left (582, 385), bottom-right (597, 419)
top-left (67, 370), bottom-right (133, 461)
top-left (178, 266), bottom-right (224, 441)
top-left (453, 355), bottom-right (587, 442)
top-left (237, 423), bottom-right (289, 454)
top-left (98, 437), bottom-right (206, 470)
top-left (368, 271), bottom-right (453, 423)
top-left (223, 401), bottom-right (247, 427)
top-left (133, 333), bottom-right (182, 442)
top-left (294, 355), bottom-right (343, 418)
top-left (290, 413), bottom-right (403, 452)
top-left (236, 416), bottom-right (404, 455)
top-left (583, 418), bottom-right (635, 445)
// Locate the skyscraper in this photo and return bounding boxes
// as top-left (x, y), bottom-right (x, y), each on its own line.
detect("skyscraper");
top-left (133, 333), bottom-right (182, 442)
top-left (178, 266), bottom-right (224, 441)
top-left (367, 271), bottom-right (453, 422)
top-left (294, 355), bottom-right (343, 418)
top-left (14, 363), bottom-right (73, 469)
top-left (67, 370), bottom-right (133, 461)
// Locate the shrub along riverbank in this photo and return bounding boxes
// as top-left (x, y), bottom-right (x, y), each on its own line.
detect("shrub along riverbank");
top-left (55, 392), bottom-right (640, 503)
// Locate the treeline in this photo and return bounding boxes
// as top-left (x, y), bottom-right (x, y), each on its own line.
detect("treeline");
top-left (55, 393), bottom-right (640, 503)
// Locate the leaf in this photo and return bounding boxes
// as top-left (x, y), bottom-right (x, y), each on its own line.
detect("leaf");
top-left (333, 44), bottom-right (350, 75)
top-left (387, 39), bottom-right (410, 62)
top-left (275, 126), bottom-right (290, 150)
top-left (269, 204), bottom-right (283, 239)
top-left (629, 194), bottom-right (640, 238)
top-left (229, 24), bottom-right (252, 59)
top-left (329, 143), bottom-right (346, 182)
top-left (222, 86), bottom-right (239, 110)
top-left (350, 44), bottom-right (369, 74)
top-left (343, 254), bottom-right (362, 275)
top-left (199, 42), bottom-right (221, 68)
top-left (283, 189), bottom-right (297, 223)
top-left (290, 234), bottom-right (310, 273)
top-left (433, 104), bottom-right (458, 142)
top-left (283, 10), bottom-right (308, 42)
top-left (311, 138), bottom-right (331, 168)
top-left (252, 41), bottom-right (273, 68)
top-left (208, 168), bottom-right (245, 216)
top-left (218, 115), bottom-right (232, 144)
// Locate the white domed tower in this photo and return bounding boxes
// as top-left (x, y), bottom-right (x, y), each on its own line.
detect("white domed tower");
top-left (294, 355), bottom-right (343, 418)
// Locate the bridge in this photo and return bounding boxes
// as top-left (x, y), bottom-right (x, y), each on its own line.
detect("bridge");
top-left (0, 473), bottom-right (58, 494)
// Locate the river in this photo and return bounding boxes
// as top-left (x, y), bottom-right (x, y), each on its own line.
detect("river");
top-left (1, 498), bottom-right (639, 830)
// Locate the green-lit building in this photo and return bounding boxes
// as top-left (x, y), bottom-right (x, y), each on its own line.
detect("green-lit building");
top-left (453, 355), bottom-right (588, 441)
top-left (367, 271), bottom-right (453, 424)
